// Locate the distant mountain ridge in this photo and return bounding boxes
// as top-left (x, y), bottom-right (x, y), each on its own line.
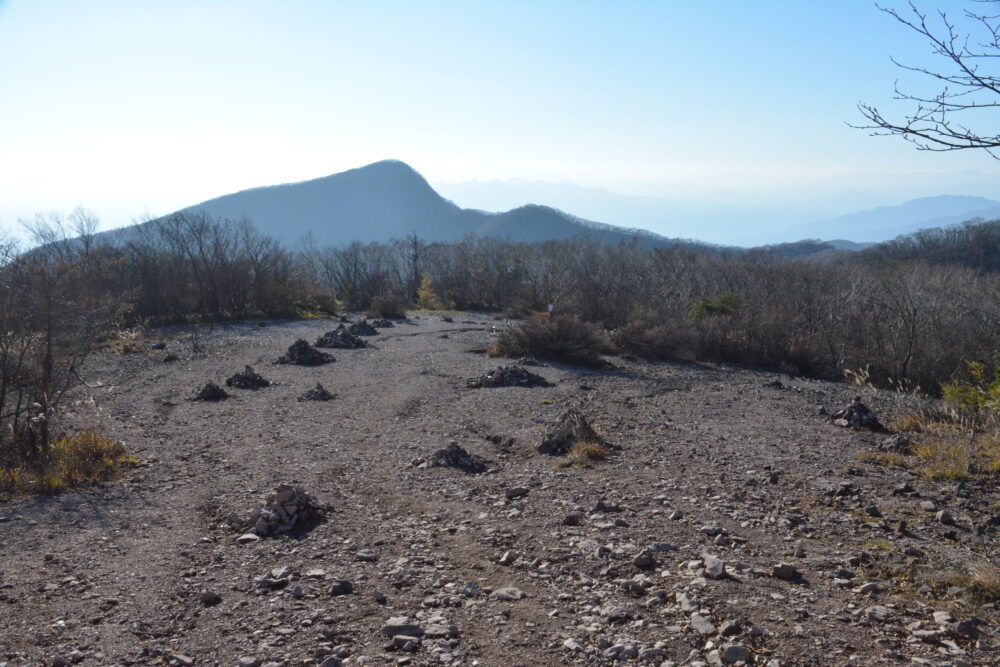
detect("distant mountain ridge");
top-left (175, 160), bottom-right (680, 248)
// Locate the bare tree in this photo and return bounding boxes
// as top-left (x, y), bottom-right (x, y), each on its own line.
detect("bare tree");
top-left (856, 1), bottom-right (1000, 155)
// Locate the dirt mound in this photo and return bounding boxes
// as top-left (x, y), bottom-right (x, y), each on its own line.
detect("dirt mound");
top-left (234, 484), bottom-right (326, 537)
top-left (348, 320), bottom-right (379, 336)
top-left (831, 396), bottom-right (884, 431)
top-left (191, 382), bottom-right (228, 401)
top-left (298, 383), bottom-right (335, 401)
top-left (467, 365), bottom-right (551, 388)
top-left (276, 339), bottom-right (335, 365)
top-left (370, 318), bottom-right (395, 328)
top-left (538, 408), bottom-right (608, 455)
top-left (315, 325), bottom-right (367, 349)
top-left (225, 365), bottom-right (271, 389)
top-left (429, 442), bottom-right (488, 474)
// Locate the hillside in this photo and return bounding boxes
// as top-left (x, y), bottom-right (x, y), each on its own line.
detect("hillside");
top-left (177, 161), bottom-right (679, 248)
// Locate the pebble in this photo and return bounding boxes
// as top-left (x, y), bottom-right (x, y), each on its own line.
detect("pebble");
top-left (490, 586), bottom-right (526, 601)
top-left (703, 554), bottom-right (727, 579)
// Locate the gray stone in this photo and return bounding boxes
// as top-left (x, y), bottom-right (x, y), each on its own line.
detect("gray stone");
top-left (199, 591), bottom-right (222, 606)
top-left (382, 617), bottom-right (423, 637)
top-left (771, 563), bottom-right (799, 580)
top-left (490, 586), bottom-right (526, 601)
top-left (236, 533), bottom-right (260, 544)
top-left (866, 605), bottom-right (892, 622)
top-left (703, 554), bottom-right (727, 580)
top-left (936, 509), bottom-right (956, 525)
top-left (499, 550), bottom-right (518, 566)
top-left (932, 610), bottom-right (954, 624)
top-left (721, 644), bottom-right (749, 664)
top-left (504, 487), bottom-right (528, 500)
top-left (690, 613), bottom-right (716, 635)
top-left (329, 580), bottom-right (353, 596)
top-left (920, 500), bottom-right (937, 512)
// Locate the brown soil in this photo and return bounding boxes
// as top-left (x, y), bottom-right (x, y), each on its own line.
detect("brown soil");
top-left (0, 314), bottom-right (997, 666)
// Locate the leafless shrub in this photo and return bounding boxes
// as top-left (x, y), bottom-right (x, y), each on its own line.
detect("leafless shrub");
top-left (492, 314), bottom-right (607, 368)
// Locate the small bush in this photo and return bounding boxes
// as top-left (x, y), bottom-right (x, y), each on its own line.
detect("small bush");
top-left (0, 431), bottom-right (134, 499)
top-left (687, 292), bottom-right (741, 321)
top-left (415, 275), bottom-right (441, 310)
top-left (610, 320), bottom-right (694, 361)
top-left (366, 294), bottom-right (408, 319)
top-left (492, 314), bottom-right (607, 367)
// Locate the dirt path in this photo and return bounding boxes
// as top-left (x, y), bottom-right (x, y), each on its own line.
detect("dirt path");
top-left (0, 314), bottom-right (997, 666)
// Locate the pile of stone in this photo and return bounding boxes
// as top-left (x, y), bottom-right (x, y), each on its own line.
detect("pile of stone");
top-left (370, 318), bottom-right (395, 328)
top-left (467, 365), bottom-right (551, 389)
top-left (831, 396), bottom-right (884, 431)
top-left (315, 325), bottom-right (367, 349)
top-left (348, 320), bottom-right (379, 336)
top-left (538, 408), bottom-right (609, 455)
top-left (298, 383), bottom-right (335, 401)
top-left (240, 484), bottom-right (326, 537)
top-left (226, 365), bottom-right (271, 389)
top-left (429, 442), bottom-right (488, 474)
top-left (276, 339), bottom-right (335, 365)
top-left (192, 382), bottom-right (228, 401)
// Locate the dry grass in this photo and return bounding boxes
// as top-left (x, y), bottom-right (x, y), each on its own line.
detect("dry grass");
top-left (913, 438), bottom-right (972, 481)
top-left (0, 431), bottom-right (135, 499)
top-left (932, 563), bottom-right (1000, 604)
top-left (857, 451), bottom-right (908, 467)
top-left (554, 441), bottom-right (611, 469)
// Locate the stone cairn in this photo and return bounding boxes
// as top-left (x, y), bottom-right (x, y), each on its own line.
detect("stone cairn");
top-left (830, 396), bottom-right (884, 432)
top-left (298, 383), bottom-right (335, 401)
top-left (348, 320), bottom-right (379, 336)
top-left (315, 325), bottom-right (367, 349)
top-left (241, 484), bottom-right (326, 537)
top-left (467, 364), bottom-right (551, 389)
top-left (192, 382), bottom-right (228, 401)
top-left (429, 442), bottom-right (488, 474)
top-left (538, 408), bottom-right (609, 455)
top-left (226, 365), bottom-right (271, 389)
top-left (276, 339), bottom-right (335, 365)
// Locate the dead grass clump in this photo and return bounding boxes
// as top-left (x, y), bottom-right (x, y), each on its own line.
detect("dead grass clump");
top-left (932, 563), bottom-right (1000, 604)
top-left (0, 431), bottom-right (134, 498)
top-left (913, 438), bottom-right (972, 481)
top-left (365, 294), bottom-right (407, 319)
top-left (491, 314), bottom-right (607, 368)
top-left (857, 451), bottom-right (908, 467)
top-left (554, 441), bottom-right (611, 469)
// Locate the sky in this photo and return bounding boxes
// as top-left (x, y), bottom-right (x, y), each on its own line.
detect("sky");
top-left (2, 0), bottom-right (999, 235)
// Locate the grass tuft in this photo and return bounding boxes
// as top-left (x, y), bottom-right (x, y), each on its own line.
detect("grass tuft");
top-left (554, 440), bottom-right (611, 469)
top-left (0, 431), bottom-right (135, 499)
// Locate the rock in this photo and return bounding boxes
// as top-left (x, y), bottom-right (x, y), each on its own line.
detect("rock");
top-left (562, 513), bottom-right (584, 526)
top-left (276, 340), bottom-right (335, 366)
top-left (948, 619), bottom-right (979, 638)
top-left (490, 586), bottom-right (526, 601)
top-left (632, 550), bottom-right (656, 570)
top-left (537, 408), bottom-right (607, 455)
top-left (719, 620), bottom-right (742, 636)
top-left (329, 580), bottom-right (354, 596)
top-left (237, 658), bottom-right (261, 667)
top-left (830, 397), bottom-right (884, 431)
top-left (676, 591), bottom-right (700, 612)
top-left (199, 591), bottom-right (221, 606)
top-left (305, 568), bottom-right (327, 579)
top-left (721, 644), bottom-right (749, 664)
top-left (920, 500), bottom-right (937, 512)
top-left (689, 613), bottom-right (716, 635)
top-left (864, 504), bottom-right (881, 517)
top-left (429, 443), bottom-right (487, 474)
top-left (169, 655), bottom-right (194, 667)
top-left (771, 563), bottom-right (799, 581)
top-left (355, 549), bottom-right (377, 562)
top-left (504, 487), bottom-right (528, 499)
top-left (703, 554), bottom-right (727, 580)
top-left (236, 533), bottom-right (260, 544)
top-left (498, 550), bottom-right (518, 566)
top-left (150, 341), bottom-right (167, 350)
top-left (932, 610), bottom-right (954, 624)
top-left (318, 659), bottom-right (343, 667)
top-left (669, 510), bottom-right (684, 520)
top-left (467, 365), bottom-right (551, 389)
top-left (878, 434), bottom-right (911, 453)
top-left (563, 639), bottom-right (584, 653)
top-left (936, 509), bottom-right (956, 525)
top-left (866, 605), bottom-right (892, 622)
top-left (382, 617), bottom-right (423, 637)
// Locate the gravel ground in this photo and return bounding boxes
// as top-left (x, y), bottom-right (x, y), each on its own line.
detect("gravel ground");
top-left (0, 313), bottom-right (997, 667)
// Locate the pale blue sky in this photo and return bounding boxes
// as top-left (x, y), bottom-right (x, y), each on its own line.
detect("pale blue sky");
top-left (1, 0), bottom-right (998, 233)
